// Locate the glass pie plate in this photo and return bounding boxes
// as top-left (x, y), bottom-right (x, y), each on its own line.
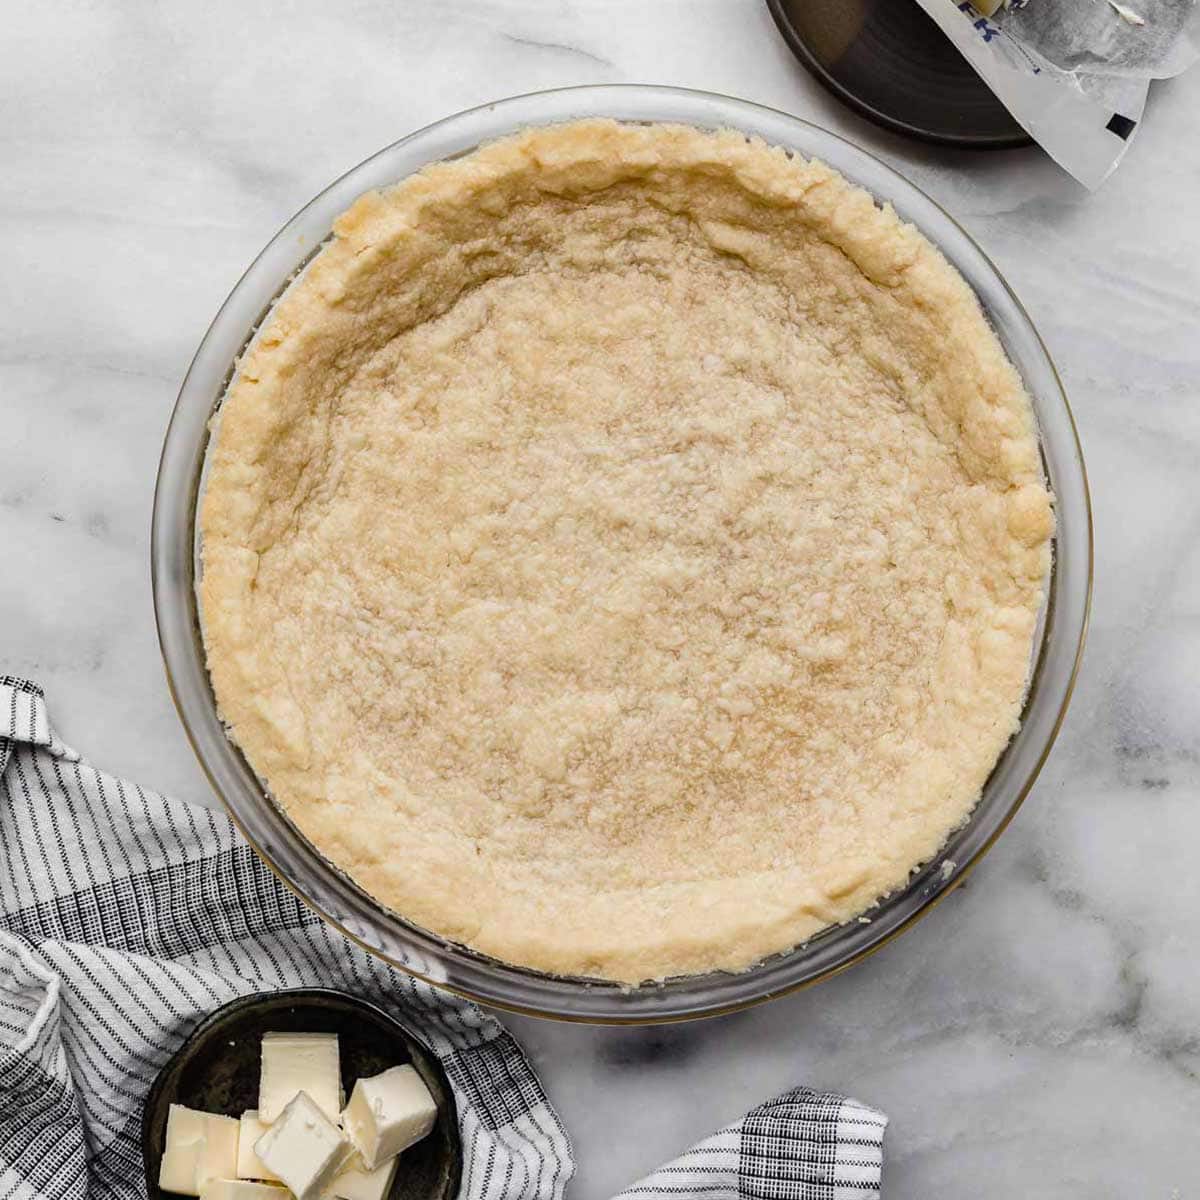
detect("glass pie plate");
top-left (152, 84), bottom-right (1092, 1023)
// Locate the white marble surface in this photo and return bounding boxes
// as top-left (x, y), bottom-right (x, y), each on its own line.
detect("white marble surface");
top-left (3, 2), bottom-right (1199, 1195)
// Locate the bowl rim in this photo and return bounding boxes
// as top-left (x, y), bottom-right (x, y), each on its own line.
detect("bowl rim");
top-left (152, 82), bottom-right (1093, 1024)
top-left (139, 986), bottom-right (463, 1198)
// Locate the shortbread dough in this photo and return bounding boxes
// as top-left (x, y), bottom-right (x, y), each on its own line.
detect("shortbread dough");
top-left (200, 120), bottom-right (1052, 983)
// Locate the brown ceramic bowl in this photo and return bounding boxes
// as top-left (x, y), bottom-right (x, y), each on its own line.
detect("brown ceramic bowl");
top-left (141, 988), bottom-right (461, 1200)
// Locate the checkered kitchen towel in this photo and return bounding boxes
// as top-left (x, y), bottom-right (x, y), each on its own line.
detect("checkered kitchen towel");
top-left (0, 676), bottom-right (886, 1199)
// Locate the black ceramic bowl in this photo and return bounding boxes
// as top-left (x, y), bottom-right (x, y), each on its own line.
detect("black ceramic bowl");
top-left (142, 989), bottom-right (462, 1200)
top-left (766, 0), bottom-right (1031, 148)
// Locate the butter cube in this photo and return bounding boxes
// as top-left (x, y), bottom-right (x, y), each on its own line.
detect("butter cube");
top-left (168, 1105), bottom-right (210, 1144)
top-left (199, 1182), bottom-right (290, 1200)
top-left (198, 1114), bottom-right (241, 1189)
top-left (161, 1105), bottom-right (240, 1194)
top-left (325, 1153), bottom-right (399, 1200)
top-left (341, 1065), bottom-right (437, 1170)
top-left (260, 1033), bottom-right (342, 1123)
top-left (237, 1111), bottom-right (282, 1182)
top-left (254, 1091), bottom-right (351, 1200)
top-left (159, 1137), bottom-right (206, 1196)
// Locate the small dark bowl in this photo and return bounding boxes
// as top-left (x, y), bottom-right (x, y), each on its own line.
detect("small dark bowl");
top-left (142, 988), bottom-right (462, 1200)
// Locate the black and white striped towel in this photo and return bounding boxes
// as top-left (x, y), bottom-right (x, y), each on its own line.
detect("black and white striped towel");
top-left (0, 676), bottom-right (886, 1200)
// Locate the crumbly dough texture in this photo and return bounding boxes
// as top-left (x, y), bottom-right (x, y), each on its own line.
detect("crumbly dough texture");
top-left (200, 120), bottom-right (1053, 983)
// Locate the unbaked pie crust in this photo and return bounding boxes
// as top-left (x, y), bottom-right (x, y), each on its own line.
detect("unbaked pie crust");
top-left (200, 120), bottom-right (1052, 984)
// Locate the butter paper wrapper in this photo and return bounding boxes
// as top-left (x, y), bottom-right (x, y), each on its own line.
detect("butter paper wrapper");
top-left (912, 0), bottom-right (1200, 188)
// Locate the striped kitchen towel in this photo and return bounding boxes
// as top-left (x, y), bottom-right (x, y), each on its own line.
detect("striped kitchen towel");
top-left (0, 676), bottom-right (886, 1199)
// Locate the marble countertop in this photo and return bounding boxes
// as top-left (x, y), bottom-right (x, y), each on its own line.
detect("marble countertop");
top-left (4, 2), bottom-right (1199, 1195)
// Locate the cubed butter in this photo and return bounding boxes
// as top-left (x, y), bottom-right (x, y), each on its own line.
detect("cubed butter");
top-left (260, 1033), bottom-right (342, 1123)
top-left (341, 1065), bottom-right (437, 1170)
top-left (199, 1181), bottom-right (290, 1200)
top-left (325, 1153), bottom-right (399, 1200)
top-left (159, 1137), bottom-right (206, 1196)
top-left (167, 1106), bottom-right (210, 1144)
top-left (198, 1114), bottom-right (241, 1189)
top-left (254, 1091), bottom-right (351, 1200)
top-left (237, 1111), bottom-right (282, 1182)
top-left (161, 1105), bottom-right (240, 1195)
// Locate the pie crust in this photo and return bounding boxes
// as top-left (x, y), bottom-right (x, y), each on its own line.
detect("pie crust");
top-left (200, 120), bottom-right (1053, 983)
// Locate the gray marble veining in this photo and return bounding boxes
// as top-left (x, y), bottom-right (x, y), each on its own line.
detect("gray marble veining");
top-left (3, 3), bottom-right (1199, 1196)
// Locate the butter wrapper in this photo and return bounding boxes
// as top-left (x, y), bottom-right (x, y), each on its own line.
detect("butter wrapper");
top-left (912, 0), bottom-right (1200, 188)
